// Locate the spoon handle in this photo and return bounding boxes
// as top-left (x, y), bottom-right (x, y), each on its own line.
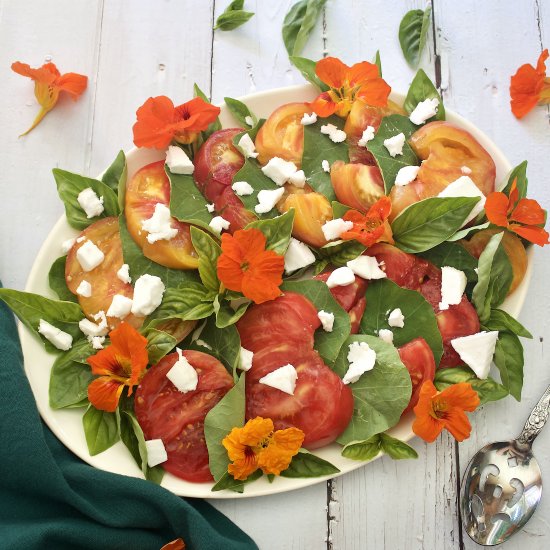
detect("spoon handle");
top-left (516, 383), bottom-right (550, 446)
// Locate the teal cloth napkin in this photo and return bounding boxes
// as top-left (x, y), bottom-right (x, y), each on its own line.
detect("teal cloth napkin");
top-left (0, 290), bottom-right (258, 550)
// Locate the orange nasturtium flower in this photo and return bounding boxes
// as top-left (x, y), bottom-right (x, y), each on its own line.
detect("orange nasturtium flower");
top-left (133, 95), bottom-right (221, 149)
top-left (485, 179), bottom-right (549, 246)
top-left (510, 48), bottom-right (550, 118)
top-left (11, 61), bottom-right (87, 136)
top-left (86, 322), bottom-right (149, 412)
top-left (340, 196), bottom-right (394, 247)
top-left (217, 228), bottom-right (285, 304)
top-left (310, 57), bottom-right (391, 118)
top-left (160, 539), bottom-right (185, 550)
top-left (413, 380), bottom-right (480, 443)
top-left (222, 417), bottom-right (304, 480)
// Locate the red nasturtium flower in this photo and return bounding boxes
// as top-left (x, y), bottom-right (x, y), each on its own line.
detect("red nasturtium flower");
top-left (485, 179), bottom-right (549, 246)
top-left (11, 61), bottom-right (87, 136)
top-left (217, 228), bottom-right (285, 304)
top-left (340, 196), bottom-right (394, 247)
top-left (310, 57), bottom-right (391, 118)
top-left (86, 322), bottom-right (149, 412)
top-left (133, 95), bottom-right (220, 149)
top-left (412, 380), bottom-right (480, 443)
top-left (510, 48), bottom-right (550, 118)
top-left (222, 417), bottom-right (304, 480)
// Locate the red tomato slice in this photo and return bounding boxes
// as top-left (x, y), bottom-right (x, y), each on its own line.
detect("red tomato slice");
top-left (397, 337), bottom-right (436, 414)
top-left (348, 296), bottom-right (367, 335)
top-left (213, 186), bottom-right (257, 232)
top-left (134, 350), bottom-right (233, 482)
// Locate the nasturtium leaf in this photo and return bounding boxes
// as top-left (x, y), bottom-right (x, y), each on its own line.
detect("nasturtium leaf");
top-left (404, 69), bottom-right (445, 122)
top-left (398, 6), bottom-right (432, 67)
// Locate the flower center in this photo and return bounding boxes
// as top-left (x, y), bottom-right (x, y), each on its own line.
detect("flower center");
top-left (430, 398), bottom-right (448, 419)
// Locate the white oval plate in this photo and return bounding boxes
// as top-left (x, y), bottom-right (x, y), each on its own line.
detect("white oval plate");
top-left (20, 84), bottom-right (532, 498)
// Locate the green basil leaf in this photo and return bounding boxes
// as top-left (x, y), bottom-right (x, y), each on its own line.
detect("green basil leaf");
top-left (379, 433), bottom-right (418, 460)
top-left (392, 196), bottom-right (480, 253)
top-left (282, 0), bottom-right (327, 56)
top-left (82, 405), bottom-right (119, 456)
top-left (193, 84), bottom-right (222, 140)
top-left (245, 210), bottom-right (294, 254)
top-left (334, 335), bottom-right (412, 445)
top-left (142, 327), bottom-right (177, 365)
top-left (447, 222), bottom-right (490, 242)
top-left (231, 158), bottom-right (277, 218)
top-left (214, 9), bottom-right (254, 31)
top-left (404, 69), bottom-right (445, 122)
top-left (483, 309), bottom-right (532, 339)
top-left (53, 169), bottom-right (121, 230)
top-left (211, 469), bottom-right (262, 493)
top-left (215, 298), bottom-right (250, 329)
top-left (289, 56), bottom-right (329, 92)
top-left (316, 240), bottom-right (365, 267)
top-left (374, 50), bottom-right (382, 76)
top-left (101, 150), bottom-right (127, 211)
top-left (341, 435), bottom-right (382, 461)
top-left (398, 6), bottom-right (432, 67)
top-left (48, 256), bottom-right (77, 302)
top-left (367, 114), bottom-right (419, 194)
top-left (419, 241), bottom-right (478, 282)
top-left (331, 201), bottom-right (351, 219)
top-left (360, 279), bottom-right (443, 364)
top-left (232, 118), bottom-right (265, 147)
top-left (190, 226), bottom-right (222, 292)
top-left (280, 449), bottom-right (339, 477)
top-left (224, 97), bottom-right (257, 127)
top-left (494, 332), bottom-right (524, 401)
top-left (501, 160), bottom-right (528, 197)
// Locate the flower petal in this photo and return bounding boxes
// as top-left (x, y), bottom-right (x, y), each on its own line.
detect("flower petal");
top-left (87, 345), bottom-right (124, 378)
top-left (510, 198), bottom-right (547, 225)
top-left (366, 196), bottom-right (392, 221)
top-left (347, 61), bottom-right (381, 86)
top-left (484, 192), bottom-right (510, 227)
top-left (87, 376), bottom-right (124, 412)
top-left (174, 97), bottom-right (221, 133)
top-left (442, 407), bottom-right (473, 442)
top-left (510, 224), bottom-right (550, 246)
top-left (257, 428), bottom-right (304, 475)
top-left (55, 72), bottom-right (88, 100)
top-left (11, 61), bottom-right (59, 84)
top-left (439, 382), bottom-right (480, 412)
top-left (510, 51), bottom-right (548, 119)
top-left (309, 92), bottom-right (338, 117)
top-left (133, 96), bottom-right (177, 149)
top-left (355, 77), bottom-right (391, 108)
top-left (315, 57), bottom-right (349, 89)
top-left (412, 411), bottom-right (444, 443)
top-left (242, 251), bottom-right (284, 304)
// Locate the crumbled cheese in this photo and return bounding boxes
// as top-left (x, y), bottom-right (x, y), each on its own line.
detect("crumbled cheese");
top-left (347, 256), bottom-right (387, 280)
top-left (239, 347), bottom-right (254, 371)
top-left (301, 112), bottom-right (318, 125)
top-left (288, 170), bottom-right (306, 188)
top-left (261, 157), bottom-right (299, 186)
top-left (438, 176), bottom-right (486, 225)
top-left (321, 123), bottom-right (338, 135)
top-left (439, 266), bottom-right (467, 310)
top-left (195, 339), bottom-right (212, 350)
top-left (231, 180), bottom-right (254, 196)
top-left (76, 241), bottom-right (105, 272)
top-left (38, 319), bottom-right (73, 351)
top-left (131, 274), bottom-right (165, 316)
top-left (245, 115), bottom-right (254, 127)
top-left (321, 160), bottom-right (331, 173)
top-left (378, 329), bottom-right (394, 344)
top-left (451, 331), bottom-right (499, 379)
top-left (76, 236), bottom-right (86, 243)
top-left (318, 310), bottom-right (335, 332)
top-left (145, 439), bottom-right (168, 467)
top-left (165, 145), bottom-right (194, 175)
top-left (384, 133), bottom-right (406, 157)
top-left (321, 218), bottom-right (353, 241)
top-left (409, 97), bottom-right (439, 125)
top-left (76, 280), bottom-right (92, 297)
top-left (206, 203), bottom-right (215, 213)
top-left (91, 336), bottom-right (105, 349)
top-left (166, 348), bottom-right (198, 393)
top-left (77, 188), bottom-right (104, 219)
top-left (284, 238), bottom-right (316, 273)
top-left (461, 166), bottom-right (472, 175)
top-left (106, 294), bottom-right (133, 319)
top-left (237, 133), bottom-right (259, 159)
top-left (259, 364), bottom-right (298, 395)
top-left (321, 123), bottom-right (346, 143)
top-left (326, 266), bottom-right (356, 288)
top-left (357, 126), bottom-right (375, 147)
top-left (395, 165), bottom-right (420, 187)
top-left (61, 238), bottom-right (76, 254)
top-left (141, 203), bottom-right (178, 244)
top-left (255, 188), bottom-right (285, 214)
top-left (343, 341), bottom-right (376, 384)
top-left (387, 308), bottom-right (405, 328)
top-left (92, 311), bottom-right (108, 331)
top-left (79, 318), bottom-right (108, 338)
top-left (117, 264), bottom-right (131, 284)
top-left (209, 215), bottom-right (231, 234)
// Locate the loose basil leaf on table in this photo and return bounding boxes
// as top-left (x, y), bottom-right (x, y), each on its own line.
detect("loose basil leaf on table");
top-left (398, 6), bottom-right (432, 67)
top-left (280, 449), bottom-right (340, 477)
top-left (493, 332), bottom-right (524, 401)
top-left (404, 69), bottom-right (445, 122)
top-left (289, 56), bottom-right (329, 92)
top-left (344, 433), bottom-right (418, 461)
top-left (190, 226), bottom-right (222, 293)
top-left (419, 241), bottom-right (478, 282)
top-left (245, 209), bottom-right (295, 254)
top-left (214, 0), bottom-right (254, 31)
top-left (82, 405), bottom-right (120, 456)
top-left (101, 150), bottom-right (128, 211)
top-left (224, 96), bottom-right (257, 127)
top-left (48, 256), bottom-right (78, 302)
top-left (282, 0), bottom-right (327, 57)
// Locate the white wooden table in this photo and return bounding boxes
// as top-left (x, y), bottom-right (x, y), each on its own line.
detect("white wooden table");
top-left (1, 1), bottom-right (549, 548)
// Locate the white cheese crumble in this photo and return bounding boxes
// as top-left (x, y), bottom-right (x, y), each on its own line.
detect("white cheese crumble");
top-left (318, 310), bottom-right (335, 332)
top-left (395, 165), bottom-right (420, 187)
top-left (437, 176), bottom-right (486, 225)
top-left (261, 157), bottom-right (299, 186)
top-left (106, 294), bottom-right (133, 319)
top-left (259, 364), bottom-right (298, 395)
top-left (347, 256), bottom-right (386, 280)
top-left (131, 274), bottom-right (165, 316)
top-left (255, 187), bottom-right (285, 214)
top-left (231, 180), bottom-right (254, 196)
top-left (343, 341), bottom-right (376, 384)
top-left (284, 238), bottom-right (316, 274)
top-left (76, 280), bottom-right (92, 298)
top-left (321, 159), bottom-right (331, 173)
top-left (321, 218), bottom-right (353, 241)
top-left (166, 348), bottom-right (198, 393)
top-left (321, 123), bottom-right (347, 143)
top-left (300, 112), bottom-right (318, 125)
top-left (237, 133), bottom-right (259, 159)
top-left (244, 115), bottom-right (254, 127)
top-left (387, 308), bottom-right (405, 328)
top-left (38, 319), bottom-right (73, 351)
top-left (206, 203), bottom-right (215, 213)
top-left (145, 439), bottom-right (168, 467)
top-left (61, 238), bottom-right (76, 254)
top-left (209, 215), bottom-right (231, 234)
top-left (326, 266), bottom-right (356, 288)
top-left (141, 203), bottom-right (178, 244)
top-left (91, 336), bottom-right (105, 349)
top-left (439, 266), bottom-right (467, 310)
top-left (378, 329), bottom-right (394, 344)
top-left (288, 170), bottom-right (306, 188)
top-left (116, 264), bottom-right (131, 284)
top-left (239, 347), bottom-right (254, 371)
top-left (451, 331), bottom-right (499, 379)
top-left (92, 310), bottom-right (108, 331)
top-left (165, 145), bottom-right (194, 175)
top-left (76, 241), bottom-right (105, 272)
top-left (357, 126), bottom-right (375, 147)
top-left (461, 166), bottom-right (472, 175)
top-left (77, 188), bottom-right (104, 219)
top-left (383, 133), bottom-right (406, 157)
top-left (409, 97), bottom-right (439, 125)
top-left (79, 317), bottom-right (108, 338)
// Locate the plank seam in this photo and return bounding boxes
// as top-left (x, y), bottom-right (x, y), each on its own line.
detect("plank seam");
top-left (209, 0), bottom-right (216, 100)
top-left (430, 0), bottom-right (442, 91)
top-left (454, 440), bottom-right (465, 550)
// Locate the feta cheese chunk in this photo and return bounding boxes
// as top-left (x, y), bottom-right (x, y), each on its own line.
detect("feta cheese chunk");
top-left (261, 157), bottom-right (298, 186)
top-left (116, 264), bottom-right (131, 284)
top-left (437, 176), bottom-right (486, 225)
top-left (387, 308), bottom-right (405, 328)
top-left (165, 145), bottom-right (194, 175)
top-left (231, 180), bottom-right (254, 196)
top-left (91, 336), bottom-right (105, 349)
top-left (318, 310), bottom-right (335, 332)
top-left (237, 133), bottom-right (259, 159)
top-left (245, 115), bottom-right (254, 127)
top-left (321, 218), bottom-right (353, 241)
top-left (141, 203), bottom-right (178, 244)
top-left (131, 274), bottom-right (165, 316)
top-left (76, 240), bottom-right (105, 272)
top-left (378, 329), bottom-right (394, 344)
top-left (321, 159), bottom-right (331, 173)
top-left (461, 166), bottom-right (472, 175)
top-left (357, 126), bottom-right (375, 147)
top-left (92, 310), bottom-right (108, 331)
top-left (209, 215), bottom-right (231, 234)
top-left (239, 347), bottom-right (254, 371)
top-left (79, 318), bottom-right (108, 338)
top-left (38, 319), bottom-right (73, 351)
top-left (76, 280), bottom-right (92, 298)
top-left (106, 294), bottom-right (133, 319)
top-left (301, 112), bottom-right (318, 125)
top-left (383, 133), bottom-right (406, 157)
top-left (259, 364), bottom-right (297, 395)
top-left (326, 266), bottom-right (355, 288)
top-left (451, 331), bottom-right (499, 379)
top-left (76, 236), bottom-right (86, 243)
top-left (166, 348), bottom-right (198, 393)
top-left (77, 188), bottom-right (104, 219)
top-left (288, 170), bottom-right (306, 188)
top-left (255, 187), bottom-right (285, 214)
top-left (347, 256), bottom-right (386, 280)
top-left (409, 97), bottom-right (439, 125)
top-left (206, 203), bottom-right (215, 213)
top-left (61, 238), bottom-right (76, 254)
top-left (284, 238), bottom-right (316, 273)
top-left (145, 439), bottom-right (168, 467)
top-left (395, 165), bottom-right (420, 186)
top-left (439, 266), bottom-right (467, 310)
top-left (321, 123), bottom-right (346, 143)
top-left (343, 341), bottom-right (376, 384)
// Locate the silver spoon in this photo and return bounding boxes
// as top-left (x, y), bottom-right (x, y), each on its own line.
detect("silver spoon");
top-left (460, 383), bottom-right (550, 545)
